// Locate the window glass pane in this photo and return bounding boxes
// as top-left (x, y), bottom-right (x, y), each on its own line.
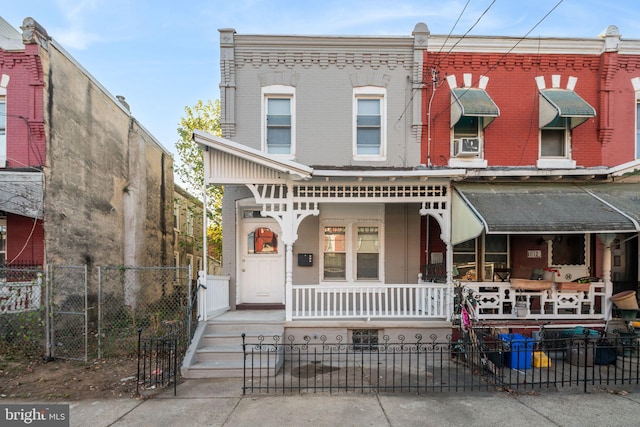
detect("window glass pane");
top-left (541, 129), bottom-right (565, 156)
top-left (357, 128), bottom-right (380, 145)
top-left (453, 116), bottom-right (478, 137)
top-left (0, 99), bottom-right (5, 133)
top-left (453, 239), bottom-right (476, 280)
top-left (358, 99), bottom-right (380, 115)
top-left (324, 253), bottom-right (345, 279)
top-left (357, 253), bottom-right (378, 279)
top-left (485, 234), bottom-right (507, 252)
top-left (552, 234), bottom-right (585, 265)
top-left (267, 98), bottom-right (291, 154)
top-left (252, 227), bottom-right (278, 254)
top-left (357, 227), bottom-right (378, 252)
top-left (268, 98), bottom-right (290, 114)
top-left (324, 226), bottom-right (345, 252)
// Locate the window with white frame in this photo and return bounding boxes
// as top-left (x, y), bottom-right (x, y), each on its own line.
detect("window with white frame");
top-left (452, 116), bottom-right (482, 157)
top-left (453, 238), bottom-right (477, 281)
top-left (322, 223), bottom-right (382, 282)
top-left (173, 200), bottom-right (180, 231)
top-left (187, 254), bottom-right (194, 281)
top-left (186, 209), bottom-right (194, 237)
top-left (353, 87), bottom-right (386, 160)
top-left (540, 116), bottom-right (569, 158)
top-left (484, 234), bottom-right (509, 281)
top-left (262, 85), bottom-right (295, 156)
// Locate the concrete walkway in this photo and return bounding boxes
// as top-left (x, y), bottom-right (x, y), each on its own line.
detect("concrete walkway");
top-left (7, 378), bottom-right (639, 427)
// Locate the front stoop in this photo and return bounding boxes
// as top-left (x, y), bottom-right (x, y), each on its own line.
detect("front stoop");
top-left (181, 317), bottom-right (284, 378)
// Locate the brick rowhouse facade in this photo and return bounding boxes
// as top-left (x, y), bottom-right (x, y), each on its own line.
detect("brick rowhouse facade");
top-left (421, 36), bottom-right (640, 168)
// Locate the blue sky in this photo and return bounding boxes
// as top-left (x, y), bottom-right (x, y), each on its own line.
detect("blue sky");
top-left (3, 0), bottom-right (640, 168)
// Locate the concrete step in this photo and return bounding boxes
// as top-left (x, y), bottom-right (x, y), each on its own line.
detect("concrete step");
top-left (182, 317), bottom-right (285, 379)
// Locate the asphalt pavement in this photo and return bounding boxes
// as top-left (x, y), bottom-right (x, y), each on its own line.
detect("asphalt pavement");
top-left (5, 378), bottom-right (640, 427)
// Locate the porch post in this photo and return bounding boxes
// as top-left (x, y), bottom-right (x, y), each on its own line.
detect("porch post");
top-left (285, 243), bottom-right (294, 321)
top-left (598, 233), bottom-right (616, 320)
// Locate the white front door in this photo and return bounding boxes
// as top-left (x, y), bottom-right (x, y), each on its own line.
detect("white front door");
top-left (239, 219), bottom-right (285, 304)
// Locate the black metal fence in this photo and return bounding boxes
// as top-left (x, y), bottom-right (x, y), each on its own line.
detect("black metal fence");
top-left (136, 326), bottom-right (181, 396)
top-left (242, 329), bottom-right (640, 394)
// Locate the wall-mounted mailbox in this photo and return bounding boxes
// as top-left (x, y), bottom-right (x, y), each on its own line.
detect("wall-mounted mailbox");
top-left (298, 253), bottom-right (313, 266)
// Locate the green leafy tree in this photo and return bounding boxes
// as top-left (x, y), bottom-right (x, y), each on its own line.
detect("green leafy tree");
top-left (176, 99), bottom-right (223, 261)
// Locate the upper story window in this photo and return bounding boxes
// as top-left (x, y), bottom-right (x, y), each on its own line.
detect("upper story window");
top-left (262, 85), bottom-right (295, 157)
top-left (353, 86), bottom-right (386, 160)
top-left (452, 116), bottom-right (481, 157)
top-left (173, 200), bottom-right (180, 231)
top-left (447, 76), bottom-right (498, 168)
top-left (540, 116), bottom-right (569, 158)
top-left (186, 209), bottom-right (194, 237)
top-left (536, 76), bottom-right (595, 169)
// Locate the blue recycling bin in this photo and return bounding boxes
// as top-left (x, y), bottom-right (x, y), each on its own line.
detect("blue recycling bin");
top-left (498, 333), bottom-right (534, 369)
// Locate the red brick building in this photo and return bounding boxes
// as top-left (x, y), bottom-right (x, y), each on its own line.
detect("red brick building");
top-left (419, 24), bottom-right (640, 301)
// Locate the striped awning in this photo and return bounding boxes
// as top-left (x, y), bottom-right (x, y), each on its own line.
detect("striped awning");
top-left (539, 89), bottom-right (596, 129)
top-left (450, 88), bottom-right (500, 129)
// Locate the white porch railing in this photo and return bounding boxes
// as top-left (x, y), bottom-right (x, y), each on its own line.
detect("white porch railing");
top-left (291, 283), bottom-right (451, 320)
top-left (463, 281), bottom-right (607, 320)
top-left (200, 274), bottom-right (230, 321)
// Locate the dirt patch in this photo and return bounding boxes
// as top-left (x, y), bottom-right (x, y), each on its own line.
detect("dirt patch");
top-left (0, 356), bottom-right (143, 401)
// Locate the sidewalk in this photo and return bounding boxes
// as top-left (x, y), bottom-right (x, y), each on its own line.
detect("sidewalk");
top-left (38, 379), bottom-right (640, 427)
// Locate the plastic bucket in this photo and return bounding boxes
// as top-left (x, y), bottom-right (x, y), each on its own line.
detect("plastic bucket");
top-left (611, 290), bottom-right (639, 310)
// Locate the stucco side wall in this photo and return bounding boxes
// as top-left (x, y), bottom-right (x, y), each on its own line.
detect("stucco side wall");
top-left (41, 41), bottom-right (173, 269)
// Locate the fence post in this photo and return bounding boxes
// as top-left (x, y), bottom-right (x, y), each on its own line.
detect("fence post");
top-left (43, 270), bottom-right (52, 360)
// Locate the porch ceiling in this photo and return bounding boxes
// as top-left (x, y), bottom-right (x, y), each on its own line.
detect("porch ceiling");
top-left (454, 182), bottom-right (639, 234)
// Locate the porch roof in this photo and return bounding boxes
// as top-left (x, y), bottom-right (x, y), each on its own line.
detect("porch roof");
top-left (0, 171), bottom-right (43, 219)
top-left (454, 183), bottom-right (639, 234)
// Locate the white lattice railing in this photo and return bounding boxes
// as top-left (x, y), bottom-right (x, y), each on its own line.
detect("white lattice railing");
top-left (463, 281), bottom-right (607, 320)
top-left (291, 283), bottom-right (451, 320)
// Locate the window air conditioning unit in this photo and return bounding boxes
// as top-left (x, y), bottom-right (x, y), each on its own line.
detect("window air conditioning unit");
top-left (454, 138), bottom-right (481, 156)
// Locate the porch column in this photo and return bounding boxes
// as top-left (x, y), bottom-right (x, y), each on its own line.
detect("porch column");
top-left (598, 233), bottom-right (617, 320)
top-left (285, 243), bottom-right (294, 321)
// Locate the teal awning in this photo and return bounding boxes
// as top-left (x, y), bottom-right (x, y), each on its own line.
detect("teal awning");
top-left (450, 88), bottom-right (500, 129)
top-left (539, 89), bottom-right (596, 129)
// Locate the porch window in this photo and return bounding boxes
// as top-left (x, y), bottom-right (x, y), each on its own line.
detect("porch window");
top-left (323, 226), bottom-right (346, 279)
top-left (248, 227), bottom-right (278, 254)
top-left (453, 239), bottom-right (477, 281)
top-left (356, 226), bottom-right (379, 280)
top-left (551, 234), bottom-right (585, 265)
top-left (484, 234), bottom-right (508, 281)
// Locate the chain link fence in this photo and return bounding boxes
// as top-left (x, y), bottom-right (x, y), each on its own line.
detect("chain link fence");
top-left (0, 264), bottom-right (195, 362)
